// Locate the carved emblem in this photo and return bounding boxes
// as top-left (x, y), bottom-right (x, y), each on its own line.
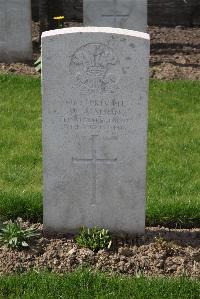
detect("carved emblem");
top-left (70, 43), bottom-right (121, 93)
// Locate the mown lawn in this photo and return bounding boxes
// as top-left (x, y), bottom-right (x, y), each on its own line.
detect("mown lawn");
top-left (0, 75), bottom-right (42, 222)
top-left (0, 74), bottom-right (199, 227)
top-left (147, 80), bottom-right (200, 227)
top-left (0, 269), bottom-right (199, 299)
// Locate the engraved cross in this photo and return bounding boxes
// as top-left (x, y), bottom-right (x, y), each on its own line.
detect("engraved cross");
top-left (72, 135), bottom-right (117, 205)
top-left (101, 0), bottom-right (129, 27)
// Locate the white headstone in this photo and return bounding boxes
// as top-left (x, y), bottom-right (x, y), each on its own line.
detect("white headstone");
top-left (42, 27), bottom-right (149, 235)
top-left (84, 0), bottom-right (147, 32)
top-left (0, 0), bottom-right (32, 62)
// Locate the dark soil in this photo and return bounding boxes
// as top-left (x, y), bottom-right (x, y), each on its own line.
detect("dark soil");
top-left (0, 23), bottom-right (200, 80)
top-left (150, 26), bottom-right (200, 80)
top-left (0, 219), bottom-right (199, 277)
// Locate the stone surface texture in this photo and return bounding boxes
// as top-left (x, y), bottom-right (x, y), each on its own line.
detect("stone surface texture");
top-left (83, 0), bottom-right (147, 32)
top-left (0, 0), bottom-right (32, 62)
top-left (42, 27), bottom-right (149, 235)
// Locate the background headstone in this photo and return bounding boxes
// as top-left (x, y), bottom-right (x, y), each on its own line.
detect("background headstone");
top-left (83, 0), bottom-right (147, 32)
top-left (0, 0), bottom-right (32, 62)
top-left (32, 0), bottom-right (200, 27)
top-left (42, 27), bottom-right (149, 235)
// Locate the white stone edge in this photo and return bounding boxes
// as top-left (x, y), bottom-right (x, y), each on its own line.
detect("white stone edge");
top-left (42, 27), bottom-right (149, 40)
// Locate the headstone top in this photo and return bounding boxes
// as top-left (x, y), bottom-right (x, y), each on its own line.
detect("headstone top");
top-left (84, 0), bottom-right (147, 32)
top-left (0, 0), bottom-right (32, 62)
top-left (42, 27), bottom-right (149, 40)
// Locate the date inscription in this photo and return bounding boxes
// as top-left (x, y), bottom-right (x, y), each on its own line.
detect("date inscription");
top-left (62, 96), bottom-right (131, 133)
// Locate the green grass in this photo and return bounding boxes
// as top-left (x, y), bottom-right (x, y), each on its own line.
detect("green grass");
top-left (0, 75), bottom-right (42, 222)
top-left (0, 269), bottom-right (199, 299)
top-left (147, 80), bottom-right (200, 227)
top-left (0, 74), bottom-right (200, 227)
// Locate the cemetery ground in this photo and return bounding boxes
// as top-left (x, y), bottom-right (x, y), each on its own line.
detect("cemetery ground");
top-left (0, 23), bottom-right (200, 298)
top-left (1, 23), bottom-right (200, 80)
top-left (0, 74), bottom-right (199, 298)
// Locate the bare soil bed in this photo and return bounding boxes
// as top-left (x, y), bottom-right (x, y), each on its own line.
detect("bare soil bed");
top-left (0, 219), bottom-right (199, 278)
top-left (150, 26), bottom-right (200, 80)
top-left (0, 22), bottom-right (200, 80)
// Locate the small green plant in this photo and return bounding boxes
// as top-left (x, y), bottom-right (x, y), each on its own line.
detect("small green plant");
top-left (0, 220), bottom-right (40, 250)
top-left (75, 226), bottom-right (112, 251)
top-left (53, 16), bottom-right (65, 29)
top-left (34, 56), bottom-right (42, 73)
top-left (35, 16), bottom-right (65, 73)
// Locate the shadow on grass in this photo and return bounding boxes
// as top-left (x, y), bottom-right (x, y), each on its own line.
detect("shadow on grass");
top-left (0, 191), bottom-right (199, 230)
top-left (0, 192), bottom-right (42, 223)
